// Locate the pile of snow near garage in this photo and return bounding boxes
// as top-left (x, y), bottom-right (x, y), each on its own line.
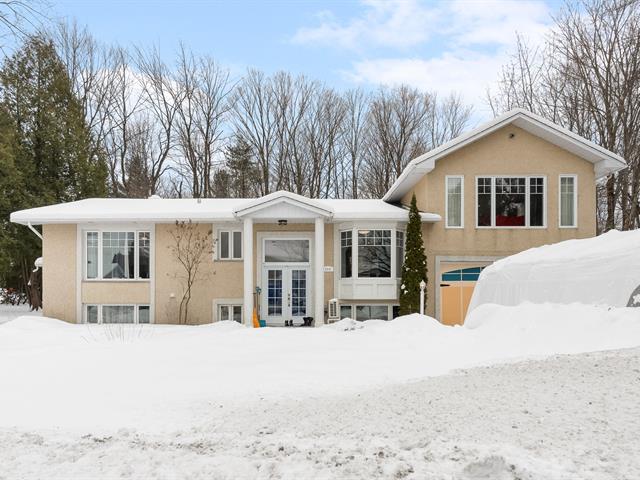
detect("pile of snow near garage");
top-left (469, 229), bottom-right (640, 312)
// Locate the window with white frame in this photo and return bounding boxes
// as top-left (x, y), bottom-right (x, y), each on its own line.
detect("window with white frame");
top-left (85, 230), bottom-right (151, 280)
top-left (340, 230), bottom-right (352, 278)
top-left (357, 229), bottom-right (391, 278)
top-left (340, 227), bottom-right (406, 279)
top-left (476, 176), bottom-right (545, 227)
top-left (446, 176), bottom-right (464, 228)
top-left (218, 230), bottom-right (242, 260)
top-left (340, 304), bottom-right (393, 321)
top-left (395, 230), bottom-right (404, 278)
top-left (218, 304), bottom-right (242, 322)
top-left (559, 175), bottom-right (577, 227)
top-left (84, 304), bottom-right (150, 324)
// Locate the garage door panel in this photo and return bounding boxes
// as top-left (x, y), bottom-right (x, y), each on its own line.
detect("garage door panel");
top-left (440, 261), bottom-right (491, 325)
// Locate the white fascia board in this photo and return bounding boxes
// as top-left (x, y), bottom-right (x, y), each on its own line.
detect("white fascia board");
top-left (233, 191), bottom-right (333, 218)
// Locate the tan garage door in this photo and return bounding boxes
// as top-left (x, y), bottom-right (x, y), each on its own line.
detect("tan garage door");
top-left (440, 262), bottom-right (489, 326)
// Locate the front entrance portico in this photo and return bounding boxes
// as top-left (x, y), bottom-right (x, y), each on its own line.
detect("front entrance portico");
top-left (232, 191), bottom-right (332, 327)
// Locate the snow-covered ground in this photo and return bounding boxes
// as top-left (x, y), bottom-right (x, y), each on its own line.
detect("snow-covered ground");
top-left (0, 304), bottom-right (40, 324)
top-left (1, 304), bottom-right (639, 478)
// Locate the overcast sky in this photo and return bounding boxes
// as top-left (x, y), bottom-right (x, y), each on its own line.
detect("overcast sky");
top-left (51, 0), bottom-right (563, 121)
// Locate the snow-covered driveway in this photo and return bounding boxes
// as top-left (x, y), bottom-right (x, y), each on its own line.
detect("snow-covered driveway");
top-left (2, 347), bottom-right (639, 479)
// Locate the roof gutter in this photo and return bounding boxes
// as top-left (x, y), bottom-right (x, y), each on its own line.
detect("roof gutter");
top-left (27, 222), bottom-right (43, 241)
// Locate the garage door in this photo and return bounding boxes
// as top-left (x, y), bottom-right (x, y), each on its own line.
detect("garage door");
top-left (440, 262), bottom-right (489, 326)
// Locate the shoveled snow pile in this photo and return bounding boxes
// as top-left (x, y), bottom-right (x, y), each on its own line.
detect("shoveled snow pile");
top-left (469, 229), bottom-right (640, 313)
top-left (1, 305), bottom-right (640, 433)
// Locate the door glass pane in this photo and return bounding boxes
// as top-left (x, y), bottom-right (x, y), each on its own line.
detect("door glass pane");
top-left (265, 240), bottom-right (309, 263)
top-left (138, 305), bottom-right (150, 324)
top-left (102, 232), bottom-right (135, 279)
top-left (232, 231), bottom-right (242, 259)
top-left (102, 305), bottom-right (135, 324)
top-left (267, 269), bottom-right (283, 315)
top-left (220, 305), bottom-right (229, 321)
top-left (86, 232), bottom-right (98, 279)
top-left (232, 305), bottom-right (242, 322)
top-left (291, 269), bottom-right (307, 317)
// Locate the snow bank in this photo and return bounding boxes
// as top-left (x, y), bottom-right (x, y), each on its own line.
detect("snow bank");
top-left (1, 304), bottom-right (639, 433)
top-left (469, 229), bottom-right (640, 313)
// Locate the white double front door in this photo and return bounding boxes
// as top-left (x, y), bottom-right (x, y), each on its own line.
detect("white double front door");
top-left (260, 236), bottom-right (312, 326)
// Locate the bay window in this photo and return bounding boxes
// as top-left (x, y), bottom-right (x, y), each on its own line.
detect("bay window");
top-left (340, 227), bottom-right (405, 279)
top-left (476, 176), bottom-right (545, 228)
top-left (85, 230), bottom-right (151, 280)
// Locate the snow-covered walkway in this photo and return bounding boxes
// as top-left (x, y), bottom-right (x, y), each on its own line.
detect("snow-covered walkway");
top-left (2, 347), bottom-right (639, 479)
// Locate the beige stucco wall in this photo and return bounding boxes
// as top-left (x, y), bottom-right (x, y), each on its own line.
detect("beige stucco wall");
top-left (42, 224), bottom-right (77, 323)
top-left (82, 282), bottom-right (150, 305)
top-left (154, 221), bottom-right (335, 325)
top-left (401, 125), bottom-right (597, 317)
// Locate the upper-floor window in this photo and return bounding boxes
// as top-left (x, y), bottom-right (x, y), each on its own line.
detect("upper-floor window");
top-left (218, 230), bottom-right (242, 260)
top-left (477, 176), bottom-right (545, 228)
top-left (85, 230), bottom-right (150, 280)
top-left (559, 175), bottom-right (577, 227)
top-left (446, 176), bottom-right (464, 228)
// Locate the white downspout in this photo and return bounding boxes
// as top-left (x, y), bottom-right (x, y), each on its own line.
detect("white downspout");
top-left (27, 222), bottom-right (43, 241)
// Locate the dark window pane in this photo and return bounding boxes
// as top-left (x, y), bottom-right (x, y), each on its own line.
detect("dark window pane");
top-left (340, 305), bottom-right (352, 319)
top-left (341, 231), bottom-right (352, 278)
top-left (232, 231), bottom-right (242, 259)
top-left (86, 305), bottom-right (98, 324)
top-left (357, 230), bottom-right (391, 278)
top-left (495, 178), bottom-right (525, 227)
top-left (477, 178), bottom-right (492, 226)
top-left (356, 305), bottom-right (389, 321)
top-left (220, 231), bottom-right (229, 259)
top-left (138, 305), bottom-right (150, 324)
top-left (529, 177), bottom-right (544, 226)
top-left (138, 232), bottom-right (150, 279)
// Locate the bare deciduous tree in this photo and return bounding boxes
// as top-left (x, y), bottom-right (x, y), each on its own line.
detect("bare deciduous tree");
top-left (169, 220), bottom-right (213, 324)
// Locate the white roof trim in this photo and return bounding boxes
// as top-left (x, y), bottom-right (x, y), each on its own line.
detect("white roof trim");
top-left (232, 190), bottom-right (333, 218)
top-left (383, 108), bottom-right (627, 202)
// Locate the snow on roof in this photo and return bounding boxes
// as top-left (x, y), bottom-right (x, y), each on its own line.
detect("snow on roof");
top-left (383, 108), bottom-right (627, 202)
top-left (10, 196), bottom-right (441, 225)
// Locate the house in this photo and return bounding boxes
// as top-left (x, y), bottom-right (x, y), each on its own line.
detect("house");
top-left (10, 109), bottom-right (626, 326)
